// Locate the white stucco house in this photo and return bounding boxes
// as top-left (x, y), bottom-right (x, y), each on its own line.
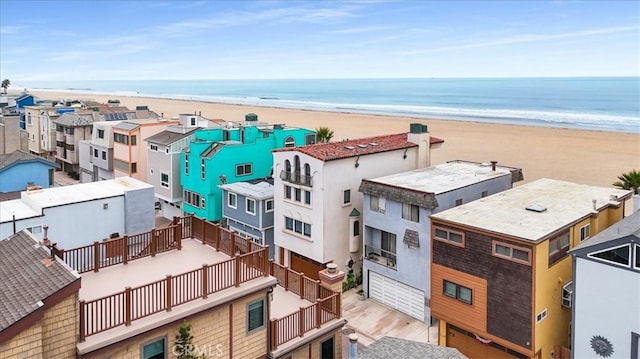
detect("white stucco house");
top-left (570, 210), bottom-right (640, 359)
top-left (271, 123), bottom-right (443, 280)
top-left (358, 160), bottom-right (524, 323)
top-left (0, 176), bottom-right (155, 249)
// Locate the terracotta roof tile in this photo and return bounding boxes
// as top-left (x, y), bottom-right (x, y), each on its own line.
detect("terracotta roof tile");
top-left (274, 133), bottom-right (428, 162)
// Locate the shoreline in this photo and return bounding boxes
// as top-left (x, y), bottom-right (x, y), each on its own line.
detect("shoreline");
top-left (20, 90), bottom-right (640, 190)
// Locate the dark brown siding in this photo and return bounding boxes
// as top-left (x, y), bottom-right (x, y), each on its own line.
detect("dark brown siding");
top-left (433, 228), bottom-right (532, 350)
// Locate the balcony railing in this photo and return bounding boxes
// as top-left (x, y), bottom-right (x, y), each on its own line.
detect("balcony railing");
top-left (364, 244), bottom-right (397, 269)
top-left (52, 215), bottom-right (341, 347)
top-left (279, 170), bottom-right (312, 187)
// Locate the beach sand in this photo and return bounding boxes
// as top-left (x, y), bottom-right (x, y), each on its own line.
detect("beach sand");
top-left (28, 90), bottom-right (640, 190)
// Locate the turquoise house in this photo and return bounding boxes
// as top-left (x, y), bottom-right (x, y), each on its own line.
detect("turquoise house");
top-left (181, 114), bottom-right (316, 221)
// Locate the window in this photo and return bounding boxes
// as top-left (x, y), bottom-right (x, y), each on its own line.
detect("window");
top-left (284, 216), bottom-right (311, 238)
top-left (304, 190), bottom-right (311, 205)
top-left (114, 133), bottom-right (129, 145)
top-left (536, 309), bottom-right (547, 323)
top-left (94, 148), bottom-right (98, 157)
top-left (27, 113), bottom-right (32, 125)
top-left (183, 190), bottom-right (202, 208)
top-left (284, 136), bottom-right (295, 147)
top-left (246, 198), bottom-right (256, 215)
top-left (201, 159), bottom-right (205, 180)
top-left (236, 163), bottom-right (252, 176)
top-left (285, 185), bottom-right (292, 199)
top-left (141, 337), bottom-right (166, 359)
top-left (97, 129), bottom-right (104, 139)
top-left (481, 190), bottom-right (489, 198)
top-left (265, 199), bottom-right (274, 212)
top-left (561, 281), bottom-right (572, 308)
top-left (580, 224), bottom-right (590, 242)
top-left (131, 162), bottom-right (137, 174)
top-left (101, 151), bottom-right (106, 160)
top-left (190, 117), bottom-right (196, 126)
top-left (548, 232), bottom-right (570, 266)
top-left (370, 196), bottom-right (386, 212)
top-left (493, 241), bottom-right (531, 265)
top-left (636, 245), bottom-right (640, 270)
top-left (247, 300), bottom-right (265, 333)
top-left (321, 336), bottom-right (335, 359)
top-left (353, 221), bottom-right (360, 236)
top-left (589, 244), bottom-right (631, 267)
top-left (455, 198), bottom-right (463, 206)
top-left (201, 197), bottom-right (205, 209)
top-left (434, 227), bottom-right (464, 246)
top-left (402, 203), bottom-right (419, 222)
top-left (343, 189), bottom-right (351, 204)
top-left (150, 144), bottom-right (158, 151)
top-left (228, 193), bottom-right (237, 208)
top-left (131, 135), bottom-right (137, 146)
top-left (295, 188), bottom-right (301, 202)
top-left (305, 133), bottom-right (316, 145)
top-left (381, 231), bottom-right (396, 258)
top-left (443, 280), bottom-right (472, 304)
top-left (161, 173), bottom-right (169, 188)
top-left (27, 226), bottom-right (42, 234)
top-left (184, 156), bottom-right (189, 175)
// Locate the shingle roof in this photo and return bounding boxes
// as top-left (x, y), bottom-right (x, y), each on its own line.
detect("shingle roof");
top-left (0, 149), bottom-right (59, 171)
top-left (358, 336), bottom-right (467, 359)
top-left (52, 111), bottom-right (99, 126)
top-left (274, 133), bottom-right (426, 162)
top-left (0, 230), bottom-right (79, 331)
top-left (403, 229), bottom-right (420, 248)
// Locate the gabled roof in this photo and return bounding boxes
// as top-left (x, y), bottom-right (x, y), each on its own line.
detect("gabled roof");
top-left (571, 210), bottom-right (640, 255)
top-left (274, 133), bottom-right (430, 162)
top-left (358, 336), bottom-right (467, 359)
top-left (0, 150), bottom-right (60, 172)
top-left (15, 94), bottom-right (34, 102)
top-left (0, 230), bottom-right (80, 332)
top-left (145, 127), bottom-right (198, 145)
top-left (53, 111), bottom-right (99, 126)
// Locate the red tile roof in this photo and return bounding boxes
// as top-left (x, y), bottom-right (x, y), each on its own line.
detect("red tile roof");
top-left (275, 133), bottom-right (444, 162)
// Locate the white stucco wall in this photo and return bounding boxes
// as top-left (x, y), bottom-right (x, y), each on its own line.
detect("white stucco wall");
top-left (573, 257), bottom-right (640, 359)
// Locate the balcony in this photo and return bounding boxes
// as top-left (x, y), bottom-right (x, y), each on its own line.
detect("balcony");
top-left (364, 244), bottom-right (397, 269)
top-left (280, 170), bottom-right (312, 187)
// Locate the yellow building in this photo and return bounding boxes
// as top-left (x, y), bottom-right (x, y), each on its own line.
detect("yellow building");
top-left (429, 178), bottom-right (632, 359)
top-left (0, 216), bottom-right (345, 358)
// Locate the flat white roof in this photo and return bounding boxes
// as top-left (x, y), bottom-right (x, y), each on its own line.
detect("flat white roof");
top-left (430, 178), bottom-right (632, 242)
top-left (219, 181), bottom-right (273, 200)
top-left (0, 177), bottom-right (153, 223)
top-left (368, 161), bottom-right (513, 194)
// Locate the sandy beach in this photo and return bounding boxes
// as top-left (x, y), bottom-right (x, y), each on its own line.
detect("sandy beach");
top-left (27, 90), bottom-right (640, 190)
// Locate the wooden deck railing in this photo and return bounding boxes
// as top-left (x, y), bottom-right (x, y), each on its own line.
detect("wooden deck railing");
top-left (269, 291), bottom-right (342, 350)
top-left (79, 247), bottom-right (269, 340)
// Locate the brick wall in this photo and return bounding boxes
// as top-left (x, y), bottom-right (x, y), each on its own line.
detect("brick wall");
top-left (0, 321), bottom-right (44, 358)
top-left (42, 293), bottom-right (78, 358)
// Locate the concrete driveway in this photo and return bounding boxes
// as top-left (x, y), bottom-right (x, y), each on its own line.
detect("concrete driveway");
top-left (340, 287), bottom-right (439, 357)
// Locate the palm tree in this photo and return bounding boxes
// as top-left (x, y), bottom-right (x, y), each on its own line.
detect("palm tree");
top-left (315, 126), bottom-right (334, 143)
top-left (1, 79), bottom-right (9, 94)
top-left (613, 169), bottom-right (640, 195)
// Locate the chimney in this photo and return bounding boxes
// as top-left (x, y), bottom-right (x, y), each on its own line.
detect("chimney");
top-left (348, 333), bottom-right (359, 359)
top-left (491, 160), bottom-right (498, 171)
top-left (592, 199), bottom-right (597, 211)
top-left (42, 225), bottom-right (50, 247)
top-left (407, 123), bottom-right (430, 168)
top-left (318, 263), bottom-right (345, 294)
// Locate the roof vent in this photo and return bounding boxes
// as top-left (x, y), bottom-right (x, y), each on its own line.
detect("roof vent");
top-left (369, 142), bottom-right (378, 146)
top-left (526, 204), bottom-right (547, 213)
top-left (344, 146), bottom-right (355, 150)
top-left (357, 144), bottom-right (367, 148)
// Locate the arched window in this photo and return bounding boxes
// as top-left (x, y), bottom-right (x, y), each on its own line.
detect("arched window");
top-left (294, 156), bottom-right (301, 177)
top-left (284, 136), bottom-right (295, 148)
top-left (285, 159), bottom-right (291, 172)
top-left (353, 220), bottom-right (360, 236)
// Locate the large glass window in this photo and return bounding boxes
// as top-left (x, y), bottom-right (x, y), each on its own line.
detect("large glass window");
top-left (443, 280), bottom-right (472, 305)
top-left (401, 203), bottom-right (419, 222)
top-left (370, 196), bottom-right (386, 212)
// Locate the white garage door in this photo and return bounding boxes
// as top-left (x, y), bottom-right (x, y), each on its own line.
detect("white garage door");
top-left (369, 271), bottom-right (424, 321)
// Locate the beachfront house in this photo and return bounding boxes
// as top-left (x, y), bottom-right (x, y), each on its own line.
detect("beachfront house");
top-left (24, 105), bottom-right (74, 161)
top-left (145, 113), bottom-right (222, 219)
top-left (272, 123), bottom-right (444, 281)
top-left (570, 210), bottom-right (640, 359)
top-left (0, 218), bottom-right (346, 359)
top-left (78, 120), bottom-right (122, 183)
top-left (180, 113), bottom-right (316, 222)
top-left (0, 112), bottom-right (28, 155)
top-left (220, 178), bottom-right (276, 259)
top-left (112, 116), bottom-right (179, 182)
top-left (0, 150), bottom-right (59, 196)
top-left (358, 160), bottom-right (523, 323)
top-left (429, 178), bottom-right (632, 359)
top-left (53, 111), bottom-right (100, 174)
top-left (0, 176), bottom-right (154, 248)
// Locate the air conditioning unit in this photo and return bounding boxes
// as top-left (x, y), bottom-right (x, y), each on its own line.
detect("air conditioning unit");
top-left (562, 281), bottom-right (573, 308)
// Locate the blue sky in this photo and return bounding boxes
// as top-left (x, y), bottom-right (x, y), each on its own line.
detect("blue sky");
top-left (1, 0), bottom-right (638, 80)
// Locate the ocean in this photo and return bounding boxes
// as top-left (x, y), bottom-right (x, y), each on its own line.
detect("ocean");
top-left (15, 77), bottom-right (640, 133)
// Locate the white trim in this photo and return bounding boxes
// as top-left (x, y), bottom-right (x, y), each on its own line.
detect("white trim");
top-left (587, 243), bottom-right (632, 268)
top-left (246, 198), bottom-right (256, 216)
top-left (228, 192), bottom-right (237, 209)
